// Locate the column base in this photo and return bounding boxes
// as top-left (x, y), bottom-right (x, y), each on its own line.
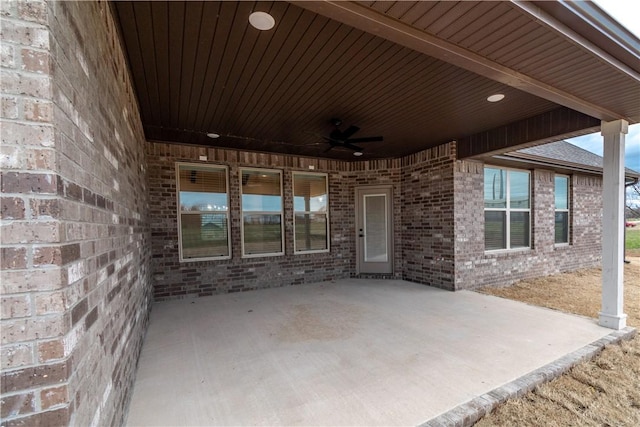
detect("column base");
top-left (598, 312), bottom-right (627, 330)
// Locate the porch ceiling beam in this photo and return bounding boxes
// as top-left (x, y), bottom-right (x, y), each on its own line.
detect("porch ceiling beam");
top-left (457, 107), bottom-right (600, 159)
top-left (292, 1), bottom-right (626, 122)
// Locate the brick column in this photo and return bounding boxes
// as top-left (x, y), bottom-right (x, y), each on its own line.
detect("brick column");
top-left (1, 0), bottom-right (72, 424)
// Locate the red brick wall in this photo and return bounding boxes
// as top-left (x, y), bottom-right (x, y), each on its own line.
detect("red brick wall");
top-left (1, 1), bottom-right (151, 425)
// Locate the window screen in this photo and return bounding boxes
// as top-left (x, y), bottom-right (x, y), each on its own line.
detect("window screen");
top-left (293, 173), bottom-right (329, 253)
top-left (240, 169), bottom-right (283, 256)
top-left (177, 164), bottom-right (230, 260)
top-left (484, 167), bottom-right (531, 251)
top-left (554, 175), bottom-right (570, 244)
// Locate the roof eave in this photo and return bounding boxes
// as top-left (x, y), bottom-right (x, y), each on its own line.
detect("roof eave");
top-left (522, 1), bottom-right (640, 79)
top-left (495, 152), bottom-right (640, 180)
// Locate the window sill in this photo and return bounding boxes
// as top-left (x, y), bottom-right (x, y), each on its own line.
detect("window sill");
top-left (242, 252), bottom-right (284, 259)
top-left (294, 249), bottom-right (330, 255)
top-left (484, 247), bottom-right (532, 256)
top-left (554, 243), bottom-right (571, 248)
top-left (179, 255), bottom-right (231, 263)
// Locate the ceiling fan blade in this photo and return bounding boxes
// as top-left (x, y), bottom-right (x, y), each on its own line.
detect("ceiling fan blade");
top-left (305, 124), bottom-right (373, 154)
top-left (341, 125), bottom-right (360, 140)
top-left (343, 142), bottom-right (364, 152)
top-left (305, 131), bottom-right (331, 141)
top-left (347, 136), bottom-right (383, 143)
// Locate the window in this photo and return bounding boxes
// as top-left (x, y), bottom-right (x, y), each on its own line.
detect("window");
top-left (293, 172), bottom-right (329, 253)
top-left (240, 168), bottom-right (283, 257)
top-left (177, 164), bottom-right (230, 261)
top-left (484, 167), bottom-right (531, 251)
top-left (554, 175), bottom-right (570, 244)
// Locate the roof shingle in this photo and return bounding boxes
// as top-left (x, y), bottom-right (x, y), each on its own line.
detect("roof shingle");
top-left (501, 140), bottom-right (639, 177)
top-left (517, 141), bottom-right (604, 168)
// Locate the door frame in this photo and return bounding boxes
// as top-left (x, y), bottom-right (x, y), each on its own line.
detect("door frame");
top-left (355, 185), bottom-right (394, 275)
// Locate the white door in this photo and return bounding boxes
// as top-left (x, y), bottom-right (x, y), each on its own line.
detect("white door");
top-left (356, 186), bottom-right (393, 274)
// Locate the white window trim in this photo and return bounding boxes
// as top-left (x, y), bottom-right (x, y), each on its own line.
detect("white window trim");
top-left (240, 167), bottom-right (284, 258)
top-left (554, 174), bottom-right (571, 246)
top-left (176, 162), bottom-right (231, 262)
top-left (293, 172), bottom-right (330, 255)
top-left (484, 167), bottom-right (532, 252)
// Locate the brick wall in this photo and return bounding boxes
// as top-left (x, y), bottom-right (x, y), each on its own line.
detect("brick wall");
top-left (1, 1), bottom-right (151, 426)
top-left (147, 141), bottom-right (463, 299)
top-left (453, 160), bottom-right (602, 290)
top-left (401, 143), bottom-right (457, 289)
top-left (149, 140), bottom-right (604, 297)
top-left (1, 1), bottom-right (608, 425)
top-left (147, 143), bottom-right (406, 300)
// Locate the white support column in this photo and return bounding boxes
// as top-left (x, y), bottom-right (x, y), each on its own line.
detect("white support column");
top-left (599, 119), bottom-right (628, 330)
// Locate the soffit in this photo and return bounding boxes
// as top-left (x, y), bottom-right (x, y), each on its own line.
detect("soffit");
top-left (113, 1), bottom-right (639, 161)
top-left (360, 1), bottom-right (639, 122)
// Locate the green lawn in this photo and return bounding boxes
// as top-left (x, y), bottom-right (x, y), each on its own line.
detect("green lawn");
top-left (627, 226), bottom-right (640, 248)
top-left (627, 226), bottom-right (640, 256)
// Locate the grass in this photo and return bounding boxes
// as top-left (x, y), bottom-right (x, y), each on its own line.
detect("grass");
top-left (475, 258), bottom-right (640, 426)
top-left (627, 227), bottom-right (640, 256)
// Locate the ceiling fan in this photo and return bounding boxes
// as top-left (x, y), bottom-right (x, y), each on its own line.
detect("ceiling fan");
top-left (314, 118), bottom-right (383, 155)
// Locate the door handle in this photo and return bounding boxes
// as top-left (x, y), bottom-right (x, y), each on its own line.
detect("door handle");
top-left (359, 229), bottom-right (364, 238)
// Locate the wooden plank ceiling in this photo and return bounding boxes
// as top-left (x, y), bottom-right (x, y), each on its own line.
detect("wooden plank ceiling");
top-left (113, 1), bottom-right (639, 160)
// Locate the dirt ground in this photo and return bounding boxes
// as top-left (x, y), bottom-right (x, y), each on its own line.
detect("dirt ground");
top-left (476, 257), bottom-right (640, 426)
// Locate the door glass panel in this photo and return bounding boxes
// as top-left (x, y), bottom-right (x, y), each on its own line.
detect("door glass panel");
top-left (364, 194), bottom-right (388, 262)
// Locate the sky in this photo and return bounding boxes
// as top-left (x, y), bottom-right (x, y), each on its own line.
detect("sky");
top-left (566, 1), bottom-right (640, 173)
top-left (566, 126), bottom-right (640, 172)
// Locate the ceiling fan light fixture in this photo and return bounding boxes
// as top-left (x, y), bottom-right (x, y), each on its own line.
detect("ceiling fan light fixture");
top-left (249, 12), bottom-right (275, 30)
top-left (206, 133), bottom-right (220, 139)
top-left (353, 151), bottom-right (363, 157)
top-left (487, 93), bottom-right (505, 102)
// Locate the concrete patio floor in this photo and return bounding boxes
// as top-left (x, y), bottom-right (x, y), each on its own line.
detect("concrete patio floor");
top-left (125, 279), bottom-right (612, 426)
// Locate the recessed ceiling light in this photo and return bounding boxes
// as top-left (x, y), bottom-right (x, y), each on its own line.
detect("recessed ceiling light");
top-left (353, 151), bottom-right (363, 157)
top-left (249, 11), bottom-right (275, 31)
top-left (206, 133), bottom-right (220, 139)
top-left (487, 94), bottom-right (505, 102)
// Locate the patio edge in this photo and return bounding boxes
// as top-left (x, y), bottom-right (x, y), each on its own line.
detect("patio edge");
top-left (421, 326), bottom-right (637, 427)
